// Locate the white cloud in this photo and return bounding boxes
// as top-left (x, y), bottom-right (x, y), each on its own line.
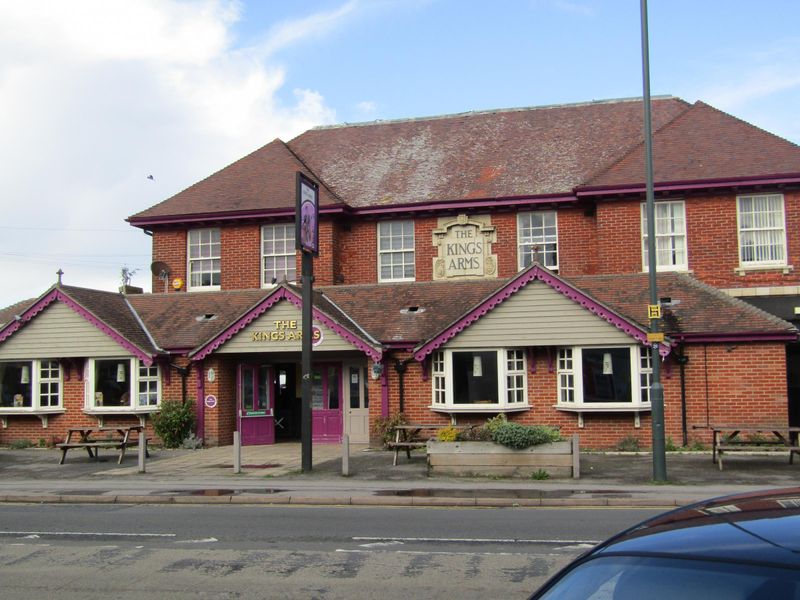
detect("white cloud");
top-left (0, 0), bottom-right (344, 309)
top-left (355, 100), bottom-right (378, 115)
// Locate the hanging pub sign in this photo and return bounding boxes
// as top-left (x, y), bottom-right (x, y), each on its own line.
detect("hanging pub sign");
top-left (296, 172), bottom-right (319, 256)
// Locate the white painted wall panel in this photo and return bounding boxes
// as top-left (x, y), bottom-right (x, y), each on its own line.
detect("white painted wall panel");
top-left (445, 281), bottom-right (634, 349)
top-left (0, 302), bottom-right (128, 359)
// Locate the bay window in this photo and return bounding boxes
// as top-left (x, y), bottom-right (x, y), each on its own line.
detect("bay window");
top-left (430, 349), bottom-right (529, 412)
top-left (88, 358), bottom-right (160, 410)
top-left (556, 346), bottom-right (652, 410)
top-left (0, 360), bottom-right (61, 410)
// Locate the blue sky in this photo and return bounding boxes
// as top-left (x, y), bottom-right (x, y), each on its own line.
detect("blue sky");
top-left (0, 0), bottom-right (798, 309)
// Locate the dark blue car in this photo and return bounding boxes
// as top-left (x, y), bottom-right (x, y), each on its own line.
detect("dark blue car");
top-left (530, 488), bottom-right (800, 599)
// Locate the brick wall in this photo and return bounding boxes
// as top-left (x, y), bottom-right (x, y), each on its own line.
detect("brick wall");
top-left (368, 342), bottom-right (789, 450)
top-left (148, 190), bottom-right (800, 292)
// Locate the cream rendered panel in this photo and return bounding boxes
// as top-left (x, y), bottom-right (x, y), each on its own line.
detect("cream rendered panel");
top-left (0, 302), bottom-right (128, 359)
top-left (445, 281), bottom-right (634, 349)
top-left (217, 301), bottom-right (358, 354)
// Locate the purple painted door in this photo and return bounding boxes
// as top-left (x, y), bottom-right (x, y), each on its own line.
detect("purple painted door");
top-left (311, 363), bottom-right (342, 443)
top-left (238, 364), bottom-right (275, 445)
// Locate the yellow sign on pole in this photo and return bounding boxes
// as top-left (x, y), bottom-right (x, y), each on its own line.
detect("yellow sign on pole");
top-left (648, 304), bottom-right (661, 319)
top-left (647, 332), bottom-right (665, 343)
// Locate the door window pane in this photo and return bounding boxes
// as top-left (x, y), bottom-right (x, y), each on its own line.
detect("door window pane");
top-left (349, 367), bottom-right (361, 409)
top-left (328, 366), bottom-right (339, 410)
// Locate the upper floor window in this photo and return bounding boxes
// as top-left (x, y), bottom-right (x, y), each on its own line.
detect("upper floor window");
top-left (556, 346), bottom-right (651, 411)
top-left (737, 194), bottom-right (786, 267)
top-left (378, 220), bottom-right (415, 282)
top-left (188, 228), bottom-right (221, 290)
top-left (0, 360), bottom-right (61, 410)
top-left (518, 211), bottom-right (558, 270)
top-left (262, 224), bottom-right (296, 286)
top-left (430, 349), bottom-right (529, 412)
top-left (641, 201), bottom-right (687, 271)
top-left (87, 358), bottom-right (161, 411)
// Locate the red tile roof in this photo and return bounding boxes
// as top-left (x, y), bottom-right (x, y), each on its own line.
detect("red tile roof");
top-left (128, 139), bottom-right (344, 223)
top-left (288, 97), bottom-right (691, 207)
top-left (586, 102), bottom-right (800, 188)
top-left (129, 97), bottom-right (702, 222)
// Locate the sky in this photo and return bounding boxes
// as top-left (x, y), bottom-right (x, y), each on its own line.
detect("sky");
top-left (1, 0), bottom-right (798, 309)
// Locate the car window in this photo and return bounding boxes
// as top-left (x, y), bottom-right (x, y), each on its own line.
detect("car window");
top-left (534, 555), bottom-right (800, 600)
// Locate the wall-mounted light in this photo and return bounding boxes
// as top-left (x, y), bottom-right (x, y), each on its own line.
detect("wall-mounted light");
top-left (602, 352), bottom-right (613, 375)
top-left (473, 355), bottom-right (483, 377)
top-left (371, 362), bottom-right (384, 380)
top-left (116, 363), bottom-right (126, 383)
top-left (20, 365), bottom-right (30, 385)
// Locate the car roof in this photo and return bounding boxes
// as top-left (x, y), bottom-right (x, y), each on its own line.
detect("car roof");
top-left (593, 487), bottom-right (800, 568)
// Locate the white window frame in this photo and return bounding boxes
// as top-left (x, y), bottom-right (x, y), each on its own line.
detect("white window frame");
top-left (0, 359), bottom-right (62, 411)
top-left (429, 349), bottom-right (529, 413)
top-left (556, 346), bottom-right (651, 412)
top-left (261, 223), bottom-right (296, 287)
top-left (641, 200), bottom-right (687, 272)
top-left (187, 228), bottom-right (221, 291)
top-left (378, 220), bottom-right (415, 282)
top-left (518, 211), bottom-right (558, 270)
top-left (85, 358), bottom-right (161, 412)
top-left (737, 193), bottom-right (787, 268)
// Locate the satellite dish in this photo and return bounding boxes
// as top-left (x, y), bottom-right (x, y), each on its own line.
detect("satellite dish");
top-left (150, 261), bottom-right (171, 293)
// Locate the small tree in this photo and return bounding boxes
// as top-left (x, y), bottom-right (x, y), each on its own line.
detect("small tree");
top-left (152, 400), bottom-right (196, 448)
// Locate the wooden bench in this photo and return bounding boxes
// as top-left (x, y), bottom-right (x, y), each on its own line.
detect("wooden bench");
top-left (389, 424), bottom-right (473, 466)
top-left (717, 443), bottom-right (800, 471)
top-left (57, 426), bottom-right (149, 465)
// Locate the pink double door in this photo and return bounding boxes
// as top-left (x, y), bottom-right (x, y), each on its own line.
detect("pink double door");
top-left (237, 364), bottom-right (275, 446)
top-left (311, 363), bottom-right (343, 444)
top-left (238, 362), bottom-right (342, 445)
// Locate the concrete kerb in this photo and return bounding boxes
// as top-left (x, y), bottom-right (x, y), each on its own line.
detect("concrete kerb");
top-left (1, 446), bottom-right (797, 509)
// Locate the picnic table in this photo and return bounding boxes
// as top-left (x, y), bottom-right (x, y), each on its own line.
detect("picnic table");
top-left (57, 426), bottom-right (148, 465)
top-left (389, 423), bottom-right (472, 466)
top-left (711, 424), bottom-right (800, 470)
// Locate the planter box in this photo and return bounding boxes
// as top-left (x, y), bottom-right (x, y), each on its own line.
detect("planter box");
top-left (426, 434), bottom-right (580, 479)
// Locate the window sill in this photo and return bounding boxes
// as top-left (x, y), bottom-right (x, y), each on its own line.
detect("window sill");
top-left (555, 404), bottom-right (651, 413)
top-left (734, 264), bottom-right (793, 276)
top-left (0, 408), bottom-right (65, 428)
top-left (430, 404), bottom-right (530, 414)
top-left (187, 285), bottom-right (222, 292)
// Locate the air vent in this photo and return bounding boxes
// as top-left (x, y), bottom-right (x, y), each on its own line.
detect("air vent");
top-left (400, 306), bottom-right (425, 315)
top-left (195, 314), bottom-right (218, 322)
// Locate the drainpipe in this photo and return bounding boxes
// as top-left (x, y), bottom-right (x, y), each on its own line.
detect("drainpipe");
top-left (394, 358), bottom-right (411, 413)
top-left (171, 364), bottom-right (190, 404)
top-left (676, 346), bottom-right (690, 447)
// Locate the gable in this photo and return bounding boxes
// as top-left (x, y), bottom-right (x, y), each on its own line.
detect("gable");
top-left (443, 279), bottom-right (634, 349)
top-left (214, 300), bottom-right (366, 355)
top-left (0, 301), bottom-right (132, 359)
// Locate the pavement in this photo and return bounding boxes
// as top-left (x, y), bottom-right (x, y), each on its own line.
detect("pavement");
top-left (1, 442), bottom-right (798, 509)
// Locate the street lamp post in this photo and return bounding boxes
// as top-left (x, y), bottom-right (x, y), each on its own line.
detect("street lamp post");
top-left (641, 0), bottom-right (667, 482)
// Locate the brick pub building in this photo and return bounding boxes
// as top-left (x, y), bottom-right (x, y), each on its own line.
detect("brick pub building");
top-left (2, 96), bottom-right (800, 450)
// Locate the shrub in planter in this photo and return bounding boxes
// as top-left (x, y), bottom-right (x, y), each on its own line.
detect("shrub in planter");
top-left (490, 421), bottom-right (561, 450)
top-left (152, 400), bottom-right (196, 449)
top-left (437, 426), bottom-right (459, 442)
top-left (373, 412), bottom-right (408, 448)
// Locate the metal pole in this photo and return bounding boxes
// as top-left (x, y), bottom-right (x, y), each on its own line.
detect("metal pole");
top-left (641, 0), bottom-right (667, 481)
top-left (301, 251), bottom-right (314, 472)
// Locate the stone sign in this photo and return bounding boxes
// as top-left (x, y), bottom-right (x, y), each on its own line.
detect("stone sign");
top-left (432, 214), bottom-right (498, 280)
